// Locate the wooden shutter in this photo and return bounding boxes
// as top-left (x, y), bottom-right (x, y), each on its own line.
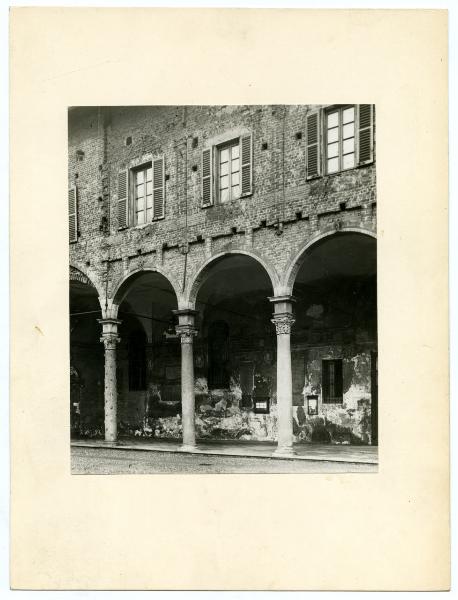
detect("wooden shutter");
top-left (357, 104), bottom-right (374, 165)
top-left (68, 186), bottom-right (78, 243)
top-left (152, 157), bottom-right (165, 219)
top-left (306, 110), bottom-right (321, 179)
top-left (201, 147), bottom-right (213, 207)
top-left (117, 169), bottom-right (129, 229)
top-left (240, 133), bottom-right (253, 196)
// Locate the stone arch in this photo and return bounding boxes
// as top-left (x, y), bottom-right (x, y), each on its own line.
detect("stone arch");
top-left (70, 262), bottom-right (103, 296)
top-left (185, 249), bottom-right (281, 309)
top-left (111, 266), bottom-right (182, 312)
top-left (282, 227), bottom-right (377, 295)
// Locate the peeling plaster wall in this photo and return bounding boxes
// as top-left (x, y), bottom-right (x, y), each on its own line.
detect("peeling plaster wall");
top-left (70, 336), bottom-right (375, 443)
top-left (101, 344), bottom-right (374, 444)
top-left (70, 345), bottom-right (104, 436)
top-left (295, 347), bottom-right (373, 444)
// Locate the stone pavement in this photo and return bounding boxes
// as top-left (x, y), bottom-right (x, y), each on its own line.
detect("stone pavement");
top-left (71, 437), bottom-right (378, 464)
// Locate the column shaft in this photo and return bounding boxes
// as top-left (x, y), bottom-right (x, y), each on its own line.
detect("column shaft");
top-left (180, 335), bottom-right (196, 449)
top-left (276, 330), bottom-right (294, 452)
top-left (104, 343), bottom-right (118, 442)
top-left (174, 309), bottom-right (198, 451)
top-left (98, 318), bottom-right (121, 443)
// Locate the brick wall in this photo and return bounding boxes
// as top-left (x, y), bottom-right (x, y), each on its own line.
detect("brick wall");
top-left (69, 104), bottom-right (376, 302)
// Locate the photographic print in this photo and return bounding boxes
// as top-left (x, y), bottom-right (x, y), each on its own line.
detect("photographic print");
top-left (11, 7), bottom-right (449, 591)
top-left (69, 104), bottom-right (378, 474)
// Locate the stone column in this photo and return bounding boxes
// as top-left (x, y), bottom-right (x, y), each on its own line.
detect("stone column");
top-left (98, 318), bottom-right (121, 442)
top-left (269, 296), bottom-right (296, 456)
top-left (173, 309), bottom-right (198, 450)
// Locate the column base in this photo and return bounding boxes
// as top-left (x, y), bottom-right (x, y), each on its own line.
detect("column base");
top-left (180, 443), bottom-right (197, 452)
top-left (273, 445), bottom-right (296, 457)
top-left (102, 438), bottom-right (118, 445)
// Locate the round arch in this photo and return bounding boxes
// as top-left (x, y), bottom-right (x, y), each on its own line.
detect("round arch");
top-left (185, 249), bottom-right (281, 309)
top-left (111, 266), bottom-right (182, 310)
top-left (70, 263), bottom-right (103, 296)
top-left (282, 227), bottom-right (377, 294)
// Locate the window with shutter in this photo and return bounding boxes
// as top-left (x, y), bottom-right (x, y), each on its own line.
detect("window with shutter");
top-left (202, 132), bottom-right (253, 207)
top-left (152, 157), bottom-right (165, 220)
top-left (117, 169), bottom-right (129, 229)
top-left (68, 186), bottom-right (78, 243)
top-left (201, 147), bottom-right (213, 207)
top-left (240, 133), bottom-right (252, 196)
top-left (358, 104), bottom-right (374, 165)
top-left (306, 111), bottom-right (321, 179)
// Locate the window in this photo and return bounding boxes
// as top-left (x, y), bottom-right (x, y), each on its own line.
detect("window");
top-left (218, 141), bottom-right (240, 203)
top-left (201, 133), bottom-right (252, 207)
top-left (306, 105), bottom-right (374, 180)
top-left (134, 165), bottom-right (153, 225)
top-left (117, 156), bottom-right (165, 229)
top-left (326, 106), bottom-right (355, 174)
top-left (322, 359), bottom-right (343, 403)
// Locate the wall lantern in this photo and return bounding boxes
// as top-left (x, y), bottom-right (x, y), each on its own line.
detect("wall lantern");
top-left (253, 397), bottom-right (270, 414)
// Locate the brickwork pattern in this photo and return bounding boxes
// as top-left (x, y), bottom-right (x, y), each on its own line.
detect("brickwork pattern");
top-left (69, 105), bottom-right (376, 307)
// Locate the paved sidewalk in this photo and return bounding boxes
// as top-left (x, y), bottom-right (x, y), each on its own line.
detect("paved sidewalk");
top-left (71, 437), bottom-right (378, 464)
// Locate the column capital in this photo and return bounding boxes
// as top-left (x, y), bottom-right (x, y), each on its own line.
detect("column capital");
top-left (271, 312), bottom-right (296, 335)
top-left (98, 318), bottom-right (121, 348)
top-left (269, 295), bottom-right (295, 335)
top-left (173, 309), bottom-right (198, 338)
top-left (175, 324), bottom-right (198, 344)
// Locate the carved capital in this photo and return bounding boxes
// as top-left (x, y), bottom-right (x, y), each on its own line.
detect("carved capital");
top-left (100, 334), bottom-right (120, 350)
top-left (98, 318), bottom-right (121, 349)
top-left (175, 324), bottom-right (198, 344)
top-left (271, 313), bottom-right (295, 335)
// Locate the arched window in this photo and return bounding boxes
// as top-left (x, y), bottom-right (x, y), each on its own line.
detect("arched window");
top-left (208, 320), bottom-right (230, 389)
top-left (128, 329), bottom-right (147, 391)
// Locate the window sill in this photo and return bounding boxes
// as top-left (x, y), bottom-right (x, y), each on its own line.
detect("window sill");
top-left (325, 162), bottom-right (375, 177)
top-left (202, 192), bottom-right (253, 209)
top-left (307, 161), bottom-right (374, 181)
top-left (118, 218), bottom-right (165, 232)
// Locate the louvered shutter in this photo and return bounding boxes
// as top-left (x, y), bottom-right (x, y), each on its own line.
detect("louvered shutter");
top-left (201, 147), bottom-right (213, 207)
top-left (306, 110), bottom-right (321, 179)
top-left (117, 169), bottom-right (129, 229)
top-left (357, 104), bottom-right (374, 165)
top-left (153, 157), bottom-right (165, 219)
top-left (68, 186), bottom-right (78, 243)
top-left (240, 133), bottom-right (253, 196)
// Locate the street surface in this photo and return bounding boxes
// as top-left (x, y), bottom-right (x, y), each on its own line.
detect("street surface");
top-left (71, 446), bottom-right (377, 474)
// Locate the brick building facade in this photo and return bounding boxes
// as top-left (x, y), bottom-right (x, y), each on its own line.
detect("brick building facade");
top-left (69, 104), bottom-right (377, 454)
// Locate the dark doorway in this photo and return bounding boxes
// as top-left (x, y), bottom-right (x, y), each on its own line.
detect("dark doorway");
top-left (371, 351), bottom-right (378, 445)
top-left (128, 329), bottom-right (147, 391)
top-left (208, 320), bottom-right (230, 389)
